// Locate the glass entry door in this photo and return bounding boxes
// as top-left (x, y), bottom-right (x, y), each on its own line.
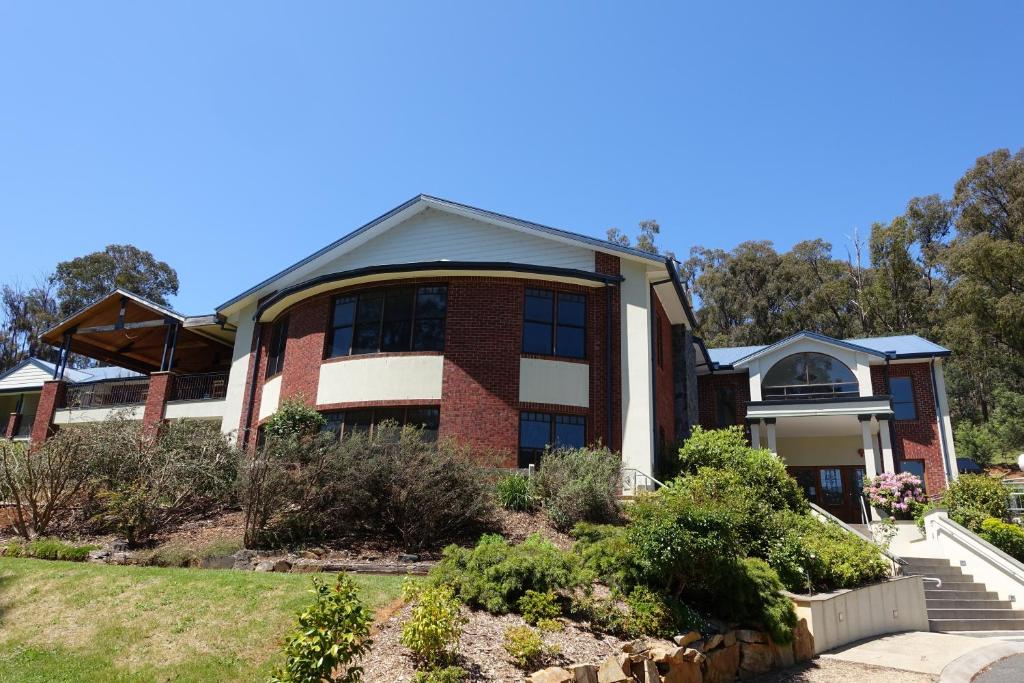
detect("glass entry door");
top-left (788, 465), bottom-right (866, 523)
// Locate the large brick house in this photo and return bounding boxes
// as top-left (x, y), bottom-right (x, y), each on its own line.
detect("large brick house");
top-left (17, 196), bottom-right (958, 518)
top-left (25, 195), bottom-right (705, 482)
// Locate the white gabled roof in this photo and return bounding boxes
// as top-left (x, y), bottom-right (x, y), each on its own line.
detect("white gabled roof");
top-left (0, 357), bottom-right (141, 392)
top-left (217, 194), bottom-right (668, 316)
top-left (708, 331), bottom-right (950, 369)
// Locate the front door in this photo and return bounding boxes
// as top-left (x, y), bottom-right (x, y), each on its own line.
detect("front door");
top-left (788, 465), bottom-right (866, 523)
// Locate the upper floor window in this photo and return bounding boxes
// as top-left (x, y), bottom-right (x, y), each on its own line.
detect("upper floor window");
top-left (715, 386), bottom-right (737, 427)
top-left (522, 288), bottom-right (586, 359)
top-left (891, 377), bottom-right (917, 420)
top-left (265, 316), bottom-right (288, 378)
top-left (326, 285), bottom-right (447, 358)
top-left (321, 406), bottom-right (440, 442)
top-left (762, 352), bottom-right (859, 400)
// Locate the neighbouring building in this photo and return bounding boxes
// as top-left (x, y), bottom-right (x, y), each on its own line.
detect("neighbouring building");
top-left (14, 196), bottom-right (959, 516)
top-left (700, 332), bottom-right (958, 522)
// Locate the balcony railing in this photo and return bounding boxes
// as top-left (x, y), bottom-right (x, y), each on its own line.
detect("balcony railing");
top-left (762, 382), bottom-right (861, 401)
top-left (170, 372), bottom-right (229, 402)
top-left (14, 414), bottom-right (34, 438)
top-left (63, 378), bottom-right (150, 409)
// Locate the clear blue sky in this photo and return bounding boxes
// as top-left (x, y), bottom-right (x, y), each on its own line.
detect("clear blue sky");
top-left (2, 2), bottom-right (1021, 314)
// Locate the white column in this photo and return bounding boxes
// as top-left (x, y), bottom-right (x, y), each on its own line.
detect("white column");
top-left (932, 359), bottom-right (960, 483)
top-left (765, 419), bottom-right (777, 456)
top-left (861, 415), bottom-right (880, 520)
top-left (749, 420), bottom-right (761, 449)
top-left (878, 417), bottom-right (895, 473)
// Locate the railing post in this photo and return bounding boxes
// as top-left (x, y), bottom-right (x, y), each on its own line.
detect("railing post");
top-left (30, 380), bottom-right (67, 447)
top-left (142, 372), bottom-right (174, 439)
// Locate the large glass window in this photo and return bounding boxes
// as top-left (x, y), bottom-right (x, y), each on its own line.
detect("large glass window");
top-left (320, 406), bottom-right (440, 441)
top-left (762, 352), bottom-right (859, 400)
top-left (518, 411), bottom-right (586, 467)
top-left (265, 316), bottom-right (289, 378)
top-left (522, 289), bottom-right (586, 359)
top-left (327, 285), bottom-right (447, 357)
top-left (891, 377), bottom-right (917, 420)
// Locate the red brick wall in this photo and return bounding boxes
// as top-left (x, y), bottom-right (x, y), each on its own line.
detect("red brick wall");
top-left (871, 363), bottom-right (947, 493)
top-left (142, 372), bottom-right (173, 437)
top-left (237, 269), bottom-right (625, 462)
top-left (653, 296), bottom-right (676, 454)
top-left (697, 371), bottom-right (750, 431)
top-left (30, 380), bottom-right (66, 446)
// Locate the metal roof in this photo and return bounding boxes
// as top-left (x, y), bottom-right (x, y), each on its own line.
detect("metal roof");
top-left (707, 332), bottom-right (950, 368)
top-left (217, 194), bottom-right (667, 312)
top-left (0, 357), bottom-right (140, 389)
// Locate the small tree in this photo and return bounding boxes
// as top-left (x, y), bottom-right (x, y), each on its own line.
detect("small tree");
top-left (262, 398), bottom-right (326, 439)
top-left (271, 574), bottom-right (373, 683)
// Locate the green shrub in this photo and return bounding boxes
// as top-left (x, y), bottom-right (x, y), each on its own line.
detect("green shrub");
top-left (401, 583), bottom-right (466, 668)
top-left (495, 473), bottom-right (536, 512)
top-left (980, 518), bottom-right (1024, 562)
top-left (767, 512), bottom-right (890, 593)
top-left (942, 475), bottom-right (1009, 531)
top-left (672, 426), bottom-right (807, 512)
top-left (270, 574), bottom-right (373, 683)
top-left (502, 626), bottom-right (558, 670)
top-left (262, 397), bottom-right (327, 438)
top-left (570, 587), bottom-right (704, 639)
top-left (517, 590), bottom-right (561, 625)
top-left (571, 523), bottom-right (639, 590)
top-left (412, 666), bottom-right (468, 683)
top-left (536, 618), bottom-right (563, 632)
top-left (243, 422), bottom-right (495, 550)
top-left (533, 446), bottom-right (621, 531)
top-left (1, 537), bottom-right (96, 562)
top-left (720, 558), bottom-right (797, 644)
top-left (430, 534), bottom-right (587, 614)
top-left (143, 537), bottom-right (243, 568)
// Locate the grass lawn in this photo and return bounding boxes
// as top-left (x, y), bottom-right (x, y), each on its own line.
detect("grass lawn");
top-left (0, 557), bottom-right (407, 683)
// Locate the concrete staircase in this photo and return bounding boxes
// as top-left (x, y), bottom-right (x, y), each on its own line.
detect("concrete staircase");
top-left (904, 557), bottom-right (1024, 632)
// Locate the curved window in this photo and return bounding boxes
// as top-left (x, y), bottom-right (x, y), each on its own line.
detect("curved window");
top-left (762, 352), bottom-right (859, 400)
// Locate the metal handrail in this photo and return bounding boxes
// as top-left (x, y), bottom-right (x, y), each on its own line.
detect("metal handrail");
top-left (763, 382), bottom-right (860, 401)
top-left (621, 468), bottom-right (666, 492)
top-left (63, 378), bottom-right (149, 409)
top-left (809, 501), bottom-right (907, 568)
top-left (170, 372), bottom-right (229, 402)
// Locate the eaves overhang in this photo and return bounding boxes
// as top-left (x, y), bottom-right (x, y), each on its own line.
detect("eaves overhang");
top-left (745, 395), bottom-right (894, 420)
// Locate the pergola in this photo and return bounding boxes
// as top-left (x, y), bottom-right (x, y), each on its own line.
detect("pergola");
top-left (41, 290), bottom-right (236, 377)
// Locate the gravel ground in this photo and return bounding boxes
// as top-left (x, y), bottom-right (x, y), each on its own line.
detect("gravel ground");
top-left (747, 658), bottom-right (937, 683)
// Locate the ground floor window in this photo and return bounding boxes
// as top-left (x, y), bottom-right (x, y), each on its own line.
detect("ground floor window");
top-left (899, 459), bottom-right (926, 493)
top-left (518, 412), bottom-right (586, 468)
top-left (321, 406), bottom-right (440, 442)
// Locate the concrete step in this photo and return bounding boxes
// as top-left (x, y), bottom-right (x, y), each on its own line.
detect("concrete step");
top-left (927, 599), bottom-right (1015, 610)
top-left (903, 557), bottom-right (956, 568)
top-left (928, 608), bottom-right (1024, 620)
top-left (923, 581), bottom-right (990, 592)
top-left (927, 589), bottom-right (1001, 601)
top-left (906, 570), bottom-right (970, 581)
top-left (930, 617), bottom-right (1024, 631)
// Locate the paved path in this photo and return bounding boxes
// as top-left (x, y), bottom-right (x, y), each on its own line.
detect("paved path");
top-left (974, 653), bottom-right (1024, 683)
top-left (822, 632), bottom-right (990, 675)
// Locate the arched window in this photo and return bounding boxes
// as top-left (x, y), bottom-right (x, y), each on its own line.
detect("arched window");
top-left (762, 352), bottom-right (859, 400)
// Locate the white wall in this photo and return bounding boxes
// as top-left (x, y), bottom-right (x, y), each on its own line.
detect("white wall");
top-left (164, 399), bottom-right (228, 420)
top-left (0, 363), bottom-right (51, 391)
top-left (518, 358), bottom-right (589, 408)
top-left (932, 359), bottom-right (959, 483)
top-left (307, 208), bottom-right (596, 278)
top-left (53, 405), bottom-right (143, 424)
top-left (619, 259), bottom-right (654, 475)
top-left (790, 577), bottom-right (929, 654)
top-left (745, 339), bottom-right (875, 401)
top-left (777, 435), bottom-right (865, 467)
top-left (259, 375), bottom-right (282, 421)
top-left (220, 305), bottom-right (256, 436)
top-left (317, 355), bottom-right (444, 405)
top-left (925, 511), bottom-right (1024, 604)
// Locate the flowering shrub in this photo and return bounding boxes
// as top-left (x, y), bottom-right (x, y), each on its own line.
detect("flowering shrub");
top-left (863, 472), bottom-right (926, 518)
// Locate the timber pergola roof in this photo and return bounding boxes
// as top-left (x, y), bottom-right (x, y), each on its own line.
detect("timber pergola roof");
top-left (41, 290), bottom-right (236, 375)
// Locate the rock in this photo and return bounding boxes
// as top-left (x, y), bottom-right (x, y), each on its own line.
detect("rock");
top-left (620, 639), bottom-right (646, 654)
top-left (648, 646), bottom-right (685, 665)
top-left (597, 655), bottom-right (630, 683)
top-left (231, 548), bottom-right (257, 570)
top-left (739, 642), bottom-right (774, 676)
top-left (200, 554), bottom-right (236, 570)
top-left (87, 549), bottom-right (111, 563)
top-left (112, 538), bottom-right (129, 552)
top-left (792, 618), bottom-right (814, 662)
top-left (254, 560), bottom-right (275, 572)
top-left (635, 659), bottom-right (660, 683)
top-left (296, 550), bottom-right (317, 559)
top-left (771, 639), bottom-right (795, 668)
top-left (704, 634), bottom-right (724, 651)
top-left (272, 559), bottom-right (292, 572)
top-left (397, 553), bottom-right (420, 563)
top-left (110, 551), bottom-right (132, 565)
top-left (571, 664), bottom-right (598, 683)
top-left (682, 648), bottom-right (705, 664)
top-left (529, 667), bottom-right (573, 683)
top-left (735, 629), bottom-right (766, 644)
top-left (674, 631), bottom-right (702, 647)
top-left (663, 660), bottom-right (702, 683)
top-left (703, 644), bottom-right (740, 683)
top-left (289, 559), bottom-right (323, 573)
top-left (722, 630), bottom-right (737, 647)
